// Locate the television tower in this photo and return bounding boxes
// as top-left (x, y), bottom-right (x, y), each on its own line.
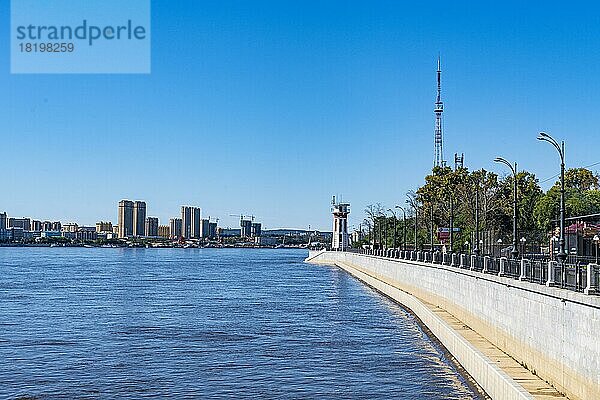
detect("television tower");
top-left (434, 56), bottom-right (445, 168)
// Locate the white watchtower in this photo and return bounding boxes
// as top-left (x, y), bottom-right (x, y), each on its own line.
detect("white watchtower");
top-left (331, 196), bottom-right (350, 251)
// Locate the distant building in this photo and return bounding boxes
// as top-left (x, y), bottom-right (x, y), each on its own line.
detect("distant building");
top-left (251, 222), bottom-right (262, 237)
top-left (201, 219), bottom-right (211, 238)
top-left (5, 227), bottom-right (24, 241)
top-left (8, 218), bottom-right (30, 231)
top-left (191, 208), bottom-right (202, 238)
top-left (209, 222), bottom-right (217, 238)
top-left (331, 196), bottom-right (350, 251)
top-left (51, 221), bottom-right (62, 232)
top-left (61, 223), bottom-right (79, 233)
top-left (240, 219), bottom-right (252, 237)
top-left (145, 217), bottom-right (159, 237)
top-left (181, 206), bottom-right (192, 238)
top-left (220, 228), bottom-right (241, 237)
top-left (118, 200), bottom-right (134, 238)
top-left (61, 223), bottom-right (79, 239)
top-left (30, 220), bottom-right (42, 232)
top-left (0, 212), bottom-right (6, 230)
top-left (170, 218), bottom-right (182, 239)
top-left (158, 225), bottom-right (170, 238)
top-left (113, 225), bottom-right (119, 235)
top-left (76, 227), bottom-right (97, 241)
top-left (133, 201), bottom-right (147, 237)
top-left (255, 236), bottom-right (277, 246)
top-left (96, 221), bottom-right (113, 233)
top-left (180, 206), bottom-right (202, 239)
top-left (40, 231), bottom-right (61, 238)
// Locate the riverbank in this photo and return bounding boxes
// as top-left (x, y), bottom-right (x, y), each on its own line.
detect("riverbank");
top-left (306, 251), bottom-right (596, 400)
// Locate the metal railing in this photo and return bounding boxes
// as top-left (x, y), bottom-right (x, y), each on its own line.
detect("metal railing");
top-left (353, 247), bottom-right (599, 296)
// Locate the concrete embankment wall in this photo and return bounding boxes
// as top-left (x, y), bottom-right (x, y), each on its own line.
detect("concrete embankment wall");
top-left (307, 251), bottom-right (600, 400)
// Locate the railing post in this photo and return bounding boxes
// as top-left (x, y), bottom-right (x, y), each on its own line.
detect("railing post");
top-left (482, 256), bottom-right (489, 273)
top-left (460, 254), bottom-right (466, 268)
top-left (470, 255), bottom-right (477, 271)
top-left (415, 251), bottom-right (421, 262)
top-left (498, 257), bottom-right (506, 277)
top-left (546, 261), bottom-right (557, 287)
top-left (451, 253), bottom-right (457, 267)
top-left (519, 259), bottom-right (527, 281)
top-left (584, 264), bottom-right (598, 295)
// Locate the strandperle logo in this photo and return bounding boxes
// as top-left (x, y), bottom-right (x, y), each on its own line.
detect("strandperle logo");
top-left (11, 0), bottom-right (151, 74)
top-left (15, 20), bottom-right (148, 46)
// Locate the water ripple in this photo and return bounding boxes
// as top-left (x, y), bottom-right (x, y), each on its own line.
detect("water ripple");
top-left (0, 248), bottom-right (482, 399)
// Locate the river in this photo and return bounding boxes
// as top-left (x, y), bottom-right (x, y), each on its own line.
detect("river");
top-left (0, 248), bottom-right (481, 399)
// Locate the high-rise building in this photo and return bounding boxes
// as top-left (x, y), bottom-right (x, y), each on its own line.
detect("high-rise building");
top-left (133, 201), bottom-right (147, 237)
top-left (201, 219), bottom-right (210, 238)
top-left (181, 206), bottom-right (192, 238)
top-left (158, 225), bottom-right (170, 238)
top-left (118, 200), bottom-right (134, 238)
top-left (170, 218), bottom-right (182, 239)
top-left (240, 219), bottom-right (252, 237)
top-left (209, 222), bottom-right (217, 238)
top-left (251, 222), bottom-right (262, 237)
top-left (96, 221), bottom-right (113, 233)
top-left (145, 217), bottom-right (159, 237)
top-left (191, 207), bottom-right (202, 238)
top-left (0, 212), bottom-right (7, 230)
top-left (181, 206), bottom-right (202, 239)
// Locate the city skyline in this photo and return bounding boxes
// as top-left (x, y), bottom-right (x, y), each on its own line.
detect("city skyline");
top-left (2, 2), bottom-right (600, 230)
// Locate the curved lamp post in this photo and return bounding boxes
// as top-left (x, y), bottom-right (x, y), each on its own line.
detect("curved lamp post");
top-left (395, 205), bottom-right (407, 251)
top-left (406, 195), bottom-right (418, 251)
top-left (387, 209), bottom-right (397, 249)
top-left (494, 157), bottom-right (519, 259)
top-left (537, 132), bottom-right (566, 265)
top-left (473, 172), bottom-right (481, 256)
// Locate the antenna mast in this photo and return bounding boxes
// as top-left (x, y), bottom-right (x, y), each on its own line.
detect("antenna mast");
top-left (434, 56), bottom-right (445, 168)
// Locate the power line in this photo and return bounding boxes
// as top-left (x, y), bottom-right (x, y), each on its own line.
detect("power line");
top-left (539, 160), bottom-right (600, 184)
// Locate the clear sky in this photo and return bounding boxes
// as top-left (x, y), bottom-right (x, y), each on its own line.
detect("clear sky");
top-left (1, 1), bottom-right (600, 231)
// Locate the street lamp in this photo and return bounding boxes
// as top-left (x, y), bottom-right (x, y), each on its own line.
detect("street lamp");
top-left (395, 205), bottom-right (407, 251)
top-left (465, 240), bottom-right (470, 254)
top-left (520, 237), bottom-right (526, 259)
top-left (473, 171), bottom-right (481, 256)
top-left (594, 235), bottom-right (599, 264)
top-left (538, 132), bottom-right (566, 264)
top-left (494, 157), bottom-right (519, 259)
top-left (387, 208), bottom-right (397, 249)
top-left (406, 195), bottom-right (418, 251)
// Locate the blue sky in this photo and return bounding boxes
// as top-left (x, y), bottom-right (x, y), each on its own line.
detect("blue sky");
top-left (1, 1), bottom-right (600, 230)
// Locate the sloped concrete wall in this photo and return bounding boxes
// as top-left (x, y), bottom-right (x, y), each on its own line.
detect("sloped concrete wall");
top-left (308, 251), bottom-right (600, 400)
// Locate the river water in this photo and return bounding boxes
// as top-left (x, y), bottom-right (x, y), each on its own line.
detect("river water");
top-left (0, 248), bottom-right (481, 399)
